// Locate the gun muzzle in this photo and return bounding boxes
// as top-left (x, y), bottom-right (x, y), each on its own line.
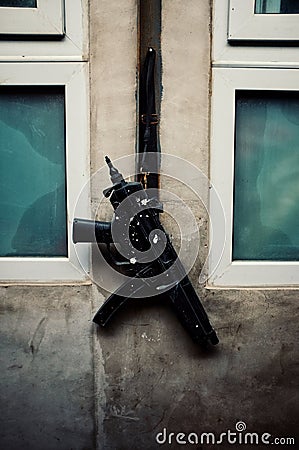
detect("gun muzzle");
top-left (105, 156), bottom-right (125, 185)
top-left (73, 218), bottom-right (113, 244)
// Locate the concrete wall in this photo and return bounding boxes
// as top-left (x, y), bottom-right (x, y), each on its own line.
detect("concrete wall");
top-left (0, 1), bottom-right (298, 450)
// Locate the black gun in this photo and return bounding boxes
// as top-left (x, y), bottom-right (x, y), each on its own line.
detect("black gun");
top-left (73, 157), bottom-right (218, 346)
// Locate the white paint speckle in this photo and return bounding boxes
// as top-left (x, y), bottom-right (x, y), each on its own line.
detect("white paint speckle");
top-left (153, 234), bottom-right (159, 244)
top-left (141, 330), bottom-right (161, 343)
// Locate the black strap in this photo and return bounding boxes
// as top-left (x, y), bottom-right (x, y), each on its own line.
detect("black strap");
top-left (138, 47), bottom-right (160, 189)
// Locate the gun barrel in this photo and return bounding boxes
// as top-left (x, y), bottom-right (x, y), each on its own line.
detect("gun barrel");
top-left (73, 218), bottom-right (113, 244)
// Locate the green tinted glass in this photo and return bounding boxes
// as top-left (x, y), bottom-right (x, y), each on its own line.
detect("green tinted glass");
top-left (0, 86), bottom-right (67, 257)
top-left (0, 0), bottom-right (36, 6)
top-left (255, 0), bottom-right (299, 13)
top-left (233, 91), bottom-right (299, 261)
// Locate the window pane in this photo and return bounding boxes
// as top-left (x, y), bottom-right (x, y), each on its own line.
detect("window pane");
top-left (255, 0), bottom-right (299, 14)
top-left (0, 0), bottom-right (36, 6)
top-left (233, 91), bottom-right (299, 261)
top-left (0, 86), bottom-right (67, 257)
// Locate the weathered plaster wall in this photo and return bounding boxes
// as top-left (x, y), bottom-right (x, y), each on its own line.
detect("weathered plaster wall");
top-left (89, 0), bottom-right (138, 175)
top-left (91, 0), bottom-right (299, 449)
top-left (160, 0), bottom-right (210, 174)
top-left (0, 1), bottom-right (298, 450)
top-left (0, 285), bottom-right (95, 450)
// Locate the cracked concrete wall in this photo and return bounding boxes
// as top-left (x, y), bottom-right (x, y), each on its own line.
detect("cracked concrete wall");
top-left (0, 285), bottom-right (95, 450)
top-left (1, 1), bottom-right (298, 450)
top-left (91, 0), bottom-right (299, 449)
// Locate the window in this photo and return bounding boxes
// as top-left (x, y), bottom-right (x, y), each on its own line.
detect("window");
top-left (213, 0), bottom-right (299, 66)
top-left (0, 1), bottom-right (37, 6)
top-left (209, 68), bottom-right (299, 286)
top-left (210, 0), bottom-right (299, 286)
top-left (0, 0), bottom-right (87, 60)
top-left (255, 0), bottom-right (299, 14)
top-left (0, 0), bottom-right (64, 38)
top-left (233, 90), bottom-right (299, 262)
top-left (228, 0), bottom-right (299, 43)
top-left (0, 63), bottom-right (89, 282)
top-left (0, 0), bottom-right (89, 283)
top-left (0, 86), bottom-right (67, 258)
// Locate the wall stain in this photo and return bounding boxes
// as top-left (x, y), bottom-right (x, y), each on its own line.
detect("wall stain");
top-left (27, 316), bottom-right (47, 356)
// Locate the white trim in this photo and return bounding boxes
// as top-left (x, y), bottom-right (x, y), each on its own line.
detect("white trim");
top-left (0, 62), bottom-right (90, 282)
top-left (0, 0), bottom-right (64, 37)
top-left (209, 67), bottom-right (299, 287)
top-left (228, 0), bottom-right (299, 42)
top-left (213, 0), bottom-right (299, 68)
top-left (0, 0), bottom-right (88, 61)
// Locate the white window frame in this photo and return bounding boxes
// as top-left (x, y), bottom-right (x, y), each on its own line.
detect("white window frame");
top-left (213, 0), bottom-right (299, 68)
top-left (228, 0), bottom-right (299, 43)
top-left (0, 0), bottom-right (87, 61)
top-left (209, 67), bottom-right (299, 287)
top-left (0, 62), bottom-right (90, 283)
top-left (0, 0), bottom-right (64, 37)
